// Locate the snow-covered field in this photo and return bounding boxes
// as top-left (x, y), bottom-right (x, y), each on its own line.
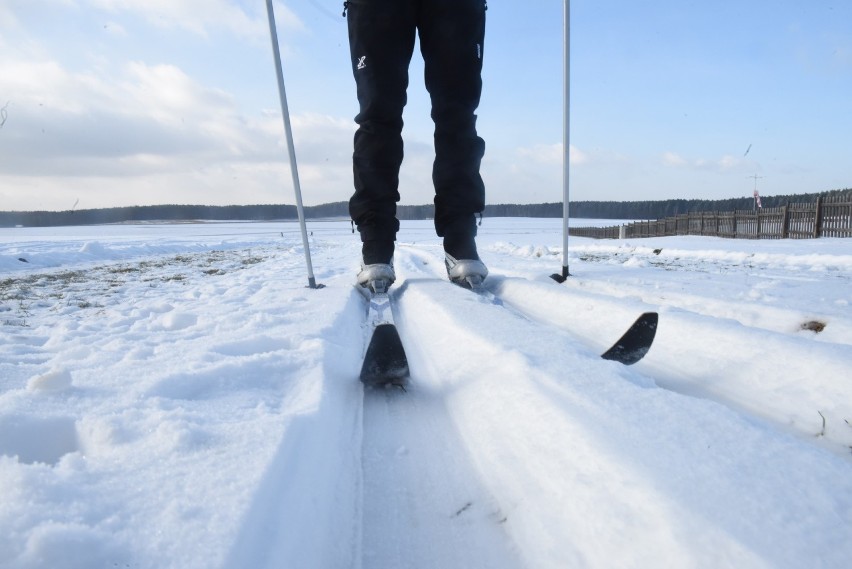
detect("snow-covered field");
top-left (1, 218), bottom-right (851, 569)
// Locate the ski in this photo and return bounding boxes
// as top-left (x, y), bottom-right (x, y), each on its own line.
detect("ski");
top-left (357, 281), bottom-right (409, 389)
top-left (599, 311), bottom-right (658, 365)
top-left (461, 278), bottom-right (503, 306)
top-left (458, 280), bottom-right (658, 366)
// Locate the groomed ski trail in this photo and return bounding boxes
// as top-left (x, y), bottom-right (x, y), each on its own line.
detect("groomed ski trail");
top-left (489, 261), bottom-right (852, 455)
top-left (400, 243), bottom-right (852, 455)
top-left (397, 244), bottom-right (655, 357)
top-left (388, 244), bottom-right (852, 568)
top-left (361, 388), bottom-right (522, 569)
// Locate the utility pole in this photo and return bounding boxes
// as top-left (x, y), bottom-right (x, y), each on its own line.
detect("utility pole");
top-left (748, 174), bottom-right (764, 212)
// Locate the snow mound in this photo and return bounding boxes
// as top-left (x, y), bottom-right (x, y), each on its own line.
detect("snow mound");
top-left (27, 369), bottom-right (73, 392)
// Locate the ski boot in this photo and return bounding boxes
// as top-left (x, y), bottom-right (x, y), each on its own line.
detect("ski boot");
top-left (445, 253), bottom-right (488, 290)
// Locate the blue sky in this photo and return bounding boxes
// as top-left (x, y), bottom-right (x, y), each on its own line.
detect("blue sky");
top-left (1, 0), bottom-right (850, 211)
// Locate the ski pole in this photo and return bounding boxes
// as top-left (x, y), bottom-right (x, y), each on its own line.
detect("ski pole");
top-left (265, 0), bottom-right (321, 289)
top-left (551, 0), bottom-right (571, 282)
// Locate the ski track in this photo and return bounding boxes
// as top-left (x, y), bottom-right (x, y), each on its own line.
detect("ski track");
top-left (393, 245), bottom-right (852, 568)
top-left (358, 245), bottom-right (522, 568)
top-left (460, 238), bottom-right (852, 453)
top-left (2, 220), bottom-right (852, 568)
top-left (486, 275), bottom-right (852, 454)
top-left (360, 387), bottom-right (521, 569)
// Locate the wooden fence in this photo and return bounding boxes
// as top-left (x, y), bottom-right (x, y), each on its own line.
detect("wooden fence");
top-left (571, 195), bottom-right (852, 240)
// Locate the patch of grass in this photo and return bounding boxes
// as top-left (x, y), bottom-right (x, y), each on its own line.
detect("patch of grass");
top-left (43, 270), bottom-right (87, 285)
top-left (1, 247), bottom-right (271, 325)
top-left (109, 266), bottom-right (140, 274)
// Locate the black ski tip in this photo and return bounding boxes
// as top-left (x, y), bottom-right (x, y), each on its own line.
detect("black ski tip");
top-left (360, 323), bottom-right (410, 388)
top-left (600, 312), bottom-right (658, 366)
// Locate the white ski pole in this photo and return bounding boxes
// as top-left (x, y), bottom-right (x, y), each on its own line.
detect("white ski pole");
top-left (265, 0), bottom-right (320, 289)
top-left (552, 0), bottom-right (571, 282)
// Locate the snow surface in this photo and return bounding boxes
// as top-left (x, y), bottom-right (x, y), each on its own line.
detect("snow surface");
top-left (1, 218), bottom-right (851, 569)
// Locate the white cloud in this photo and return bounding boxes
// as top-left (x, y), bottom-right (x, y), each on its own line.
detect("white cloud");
top-left (1, 0), bottom-right (78, 28)
top-left (121, 62), bottom-right (235, 126)
top-left (0, 41), bottom-right (360, 209)
top-left (515, 143), bottom-right (589, 166)
top-left (570, 145), bottom-right (589, 166)
top-left (715, 155), bottom-right (741, 170)
top-left (662, 151), bottom-right (687, 167)
top-left (84, 0), bottom-right (302, 38)
top-left (0, 5), bottom-right (19, 27)
top-left (102, 21), bottom-right (128, 37)
top-left (0, 0), bottom-right (356, 210)
top-left (0, 54), bottom-right (245, 163)
top-left (662, 151), bottom-right (751, 173)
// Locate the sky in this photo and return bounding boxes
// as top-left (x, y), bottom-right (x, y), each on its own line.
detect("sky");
top-left (0, 0), bottom-right (850, 212)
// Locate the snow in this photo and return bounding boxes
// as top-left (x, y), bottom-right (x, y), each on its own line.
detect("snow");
top-left (1, 218), bottom-right (851, 568)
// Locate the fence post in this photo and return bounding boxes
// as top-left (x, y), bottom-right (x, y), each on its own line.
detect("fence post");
top-left (782, 205), bottom-right (789, 238)
top-left (814, 196), bottom-right (823, 238)
top-left (756, 209), bottom-right (761, 239)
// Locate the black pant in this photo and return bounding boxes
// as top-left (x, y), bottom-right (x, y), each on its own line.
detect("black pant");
top-left (346, 0), bottom-right (487, 242)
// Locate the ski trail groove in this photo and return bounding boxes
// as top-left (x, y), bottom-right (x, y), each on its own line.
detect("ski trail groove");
top-left (489, 275), bottom-right (852, 455)
top-left (397, 244), bottom-right (652, 360)
top-left (360, 386), bottom-right (521, 569)
top-left (404, 238), bottom-right (852, 457)
top-left (390, 245), bottom-right (852, 567)
top-left (356, 260), bottom-right (520, 568)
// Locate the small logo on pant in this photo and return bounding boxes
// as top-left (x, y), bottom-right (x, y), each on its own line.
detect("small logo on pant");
top-left (357, 56), bottom-right (367, 70)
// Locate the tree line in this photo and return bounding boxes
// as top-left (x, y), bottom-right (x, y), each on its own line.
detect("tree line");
top-left (1, 188), bottom-right (848, 228)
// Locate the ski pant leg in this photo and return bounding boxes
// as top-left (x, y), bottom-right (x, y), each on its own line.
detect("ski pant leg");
top-left (346, 0), bottom-right (418, 243)
top-left (418, 0), bottom-right (487, 237)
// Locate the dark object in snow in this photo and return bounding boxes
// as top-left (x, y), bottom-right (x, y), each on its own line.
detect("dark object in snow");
top-left (801, 320), bottom-right (826, 334)
top-left (653, 248), bottom-right (663, 255)
top-left (18, 258), bottom-right (29, 263)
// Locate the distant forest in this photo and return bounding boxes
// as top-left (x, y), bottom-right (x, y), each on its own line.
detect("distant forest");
top-left (1, 188), bottom-right (849, 228)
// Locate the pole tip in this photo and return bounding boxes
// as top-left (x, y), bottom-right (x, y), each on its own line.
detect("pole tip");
top-left (550, 266), bottom-right (570, 283)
